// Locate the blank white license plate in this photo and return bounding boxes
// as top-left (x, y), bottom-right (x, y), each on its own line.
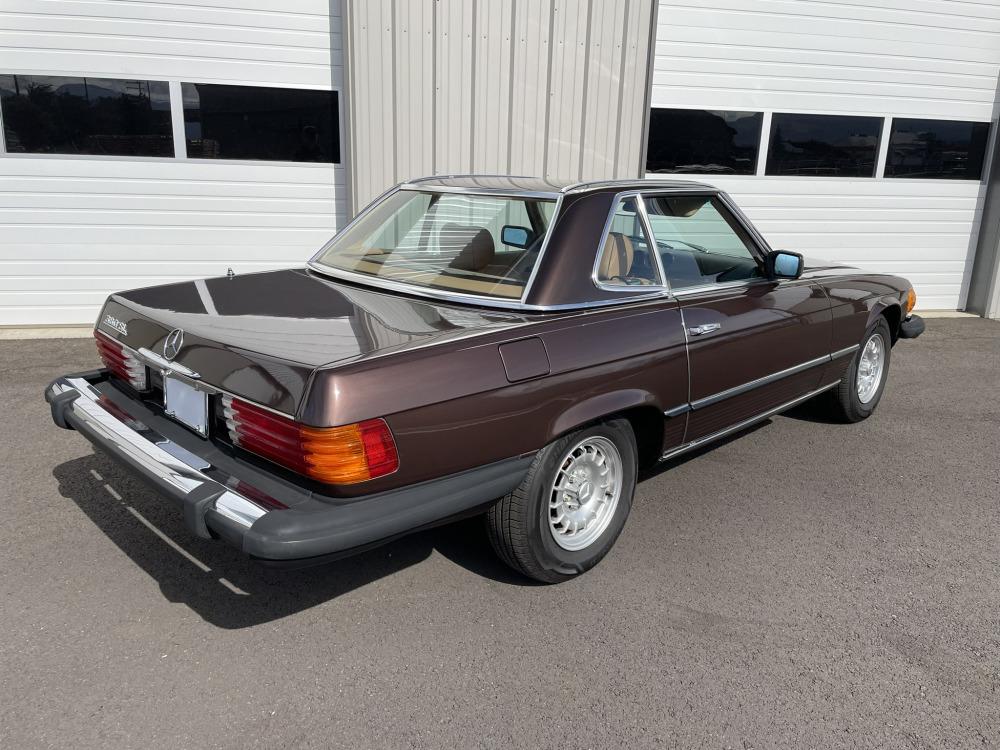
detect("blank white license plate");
top-left (164, 376), bottom-right (208, 437)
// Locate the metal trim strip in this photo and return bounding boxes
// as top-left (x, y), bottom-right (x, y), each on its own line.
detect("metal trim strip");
top-left (661, 380), bottom-right (842, 462)
top-left (831, 344), bottom-right (861, 359)
top-left (690, 354), bottom-right (832, 411)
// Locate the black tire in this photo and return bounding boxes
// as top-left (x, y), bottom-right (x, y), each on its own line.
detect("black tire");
top-left (486, 419), bottom-right (637, 584)
top-left (828, 317), bottom-right (893, 423)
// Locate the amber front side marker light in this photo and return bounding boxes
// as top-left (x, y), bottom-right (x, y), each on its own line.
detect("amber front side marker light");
top-left (905, 288), bottom-right (917, 314)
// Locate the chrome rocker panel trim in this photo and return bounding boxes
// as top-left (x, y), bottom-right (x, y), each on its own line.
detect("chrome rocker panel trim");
top-left (660, 380), bottom-right (841, 462)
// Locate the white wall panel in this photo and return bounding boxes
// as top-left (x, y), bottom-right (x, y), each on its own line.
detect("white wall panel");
top-left (0, 159), bottom-right (344, 325)
top-left (0, 0), bottom-right (343, 88)
top-left (651, 0), bottom-right (1000, 310)
top-left (0, 0), bottom-right (346, 326)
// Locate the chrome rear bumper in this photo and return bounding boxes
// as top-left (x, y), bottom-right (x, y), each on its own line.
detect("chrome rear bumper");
top-left (45, 371), bottom-right (534, 565)
top-left (46, 374), bottom-right (269, 536)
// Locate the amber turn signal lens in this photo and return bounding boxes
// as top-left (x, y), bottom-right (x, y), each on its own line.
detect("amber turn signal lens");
top-left (299, 420), bottom-right (399, 484)
top-left (905, 288), bottom-right (917, 314)
top-left (222, 395), bottom-right (399, 485)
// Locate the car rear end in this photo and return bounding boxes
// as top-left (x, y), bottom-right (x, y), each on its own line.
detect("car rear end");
top-left (46, 286), bottom-right (536, 565)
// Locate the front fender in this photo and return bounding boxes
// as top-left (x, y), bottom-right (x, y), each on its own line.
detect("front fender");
top-left (866, 296), bottom-right (903, 340)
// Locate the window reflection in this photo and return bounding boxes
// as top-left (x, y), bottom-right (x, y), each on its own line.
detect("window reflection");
top-left (646, 108), bottom-right (762, 175)
top-left (886, 118), bottom-right (990, 180)
top-left (182, 83), bottom-right (339, 163)
top-left (766, 113), bottom-right (882, 177)
top-left (0, 74), bottom-right (173, 157)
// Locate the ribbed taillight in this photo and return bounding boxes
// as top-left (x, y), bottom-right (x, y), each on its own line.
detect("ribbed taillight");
top-left (221, 395), bottom-right (399, 485)
top-left (94, 330), bottom-right (147, 391)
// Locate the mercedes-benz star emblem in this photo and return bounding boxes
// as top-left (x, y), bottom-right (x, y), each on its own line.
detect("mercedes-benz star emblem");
top-left (163, 328), bottom-right (184, 361)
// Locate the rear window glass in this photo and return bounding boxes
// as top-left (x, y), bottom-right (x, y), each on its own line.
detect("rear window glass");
top-left (313, 191), bottom-right (556, 300)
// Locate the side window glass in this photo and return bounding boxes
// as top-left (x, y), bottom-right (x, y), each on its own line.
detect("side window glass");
top-left (596, 198), bottom-right (661, 287)
top-left (643, 196), bottom-right (761, 289)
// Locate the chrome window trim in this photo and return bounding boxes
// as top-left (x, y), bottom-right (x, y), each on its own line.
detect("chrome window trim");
top-left (305, 179), bottom-right (782, 313)
top-left (398, 183), bottom-right (562, 200)
top-left (637, 195), bottom-right (672, 288)
top-left (590, 189), bottom-right (670, 294)
top-left (309, 182), bottom-right (565, 309)
top-left (717, 191), bottom-right (773, 258)
top-left (563, 178), bottom-right (715, 194)
top-left (519, 192), bottom-right (564, 302)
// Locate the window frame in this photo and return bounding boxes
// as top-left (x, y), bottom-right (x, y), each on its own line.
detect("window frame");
top-left (883, 117), bottom-right (992, 181)
top-left (635, 190), bottom-right (775, 297)
top-left (644, 107), bottom-right (765, 176)
top-left (0, 73), bottom-right (175, 158)
top-left (764, 112), bottom-right (884, 179)
top-left (592, 194), bottom-right (667, 292)
top-left (0, 72), bottom-right (344, 168)
top-left (180, 81), bottom-right (341, 165)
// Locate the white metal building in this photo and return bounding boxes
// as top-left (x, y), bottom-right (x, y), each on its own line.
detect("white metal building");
top-left (1, 0), bottom-right (999, 326)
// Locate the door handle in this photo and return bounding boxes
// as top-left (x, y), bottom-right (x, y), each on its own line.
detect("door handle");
top-left (688, 323), bottom-right (721, 336)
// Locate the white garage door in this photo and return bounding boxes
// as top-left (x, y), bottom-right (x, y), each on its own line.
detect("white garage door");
top-left (647, 0), bottom-right (1000, 310)
top-left (0, 0), bottom-right (347, 326)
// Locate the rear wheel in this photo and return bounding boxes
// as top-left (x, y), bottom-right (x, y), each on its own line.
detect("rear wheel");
top-left (486, 419), bottom-right (637, 583)
top-left (828, 317), bottom-right (892, 423)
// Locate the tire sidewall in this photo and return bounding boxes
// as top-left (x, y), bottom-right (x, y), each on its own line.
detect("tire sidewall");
top-left (846, 318), bottom-right (892, 419)
top-left (523, 420), bottom-right (637, 578)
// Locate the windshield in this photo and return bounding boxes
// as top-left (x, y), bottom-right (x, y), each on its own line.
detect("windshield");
top-left (313, 190), bottom-right (556, 300)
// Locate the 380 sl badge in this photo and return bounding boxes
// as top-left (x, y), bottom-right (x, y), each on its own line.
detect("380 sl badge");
top-left (102, 314), bottom-right (128, 336)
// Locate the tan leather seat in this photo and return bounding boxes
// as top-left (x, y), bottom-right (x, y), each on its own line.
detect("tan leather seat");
top-left (598, 232), bottom-right (635, 281)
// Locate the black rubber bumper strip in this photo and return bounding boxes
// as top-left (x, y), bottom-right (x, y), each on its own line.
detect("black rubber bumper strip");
top-left (45, 371), bottom-right (535, 562)
top-left (900, 314), bottom-right (925, 339)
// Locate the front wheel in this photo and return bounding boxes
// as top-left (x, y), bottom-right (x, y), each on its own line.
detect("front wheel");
top-left (486, 419), bottom-right (637, 583)
top-left (828, 317), bottom-right (892, 423)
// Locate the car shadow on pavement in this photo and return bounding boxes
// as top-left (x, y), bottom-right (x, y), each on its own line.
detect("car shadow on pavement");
top-left (52, 452), bottom-right (532, 629)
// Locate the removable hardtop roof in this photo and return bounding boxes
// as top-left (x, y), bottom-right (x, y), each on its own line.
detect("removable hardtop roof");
top-left (400, 174), bottom-right (717, 198)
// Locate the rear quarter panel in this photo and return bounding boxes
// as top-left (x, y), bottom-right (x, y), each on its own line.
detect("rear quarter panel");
top-left (303, 299), bottom-right (689, 497)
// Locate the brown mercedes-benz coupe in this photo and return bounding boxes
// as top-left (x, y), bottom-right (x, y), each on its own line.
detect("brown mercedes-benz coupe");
top-left (46, 176), bottom-right (924, 583)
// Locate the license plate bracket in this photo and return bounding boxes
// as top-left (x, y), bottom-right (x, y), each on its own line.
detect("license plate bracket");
top-left (164, 376), bottom-right (208, 437)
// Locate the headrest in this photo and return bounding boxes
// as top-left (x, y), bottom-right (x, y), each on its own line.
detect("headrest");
top-left (442, 224), bottom-right (496, 272)
top-left (599, 232), bottom-right (635, 280)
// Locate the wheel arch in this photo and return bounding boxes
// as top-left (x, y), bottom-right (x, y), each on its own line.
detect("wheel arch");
top-left (548, 390), bottom-right (665, 469)
top-left (867, 298), bottom-right (902, 343)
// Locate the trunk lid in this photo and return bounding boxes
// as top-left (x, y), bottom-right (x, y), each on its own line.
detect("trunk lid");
top-left (99, 268), bottom-right (530, 415)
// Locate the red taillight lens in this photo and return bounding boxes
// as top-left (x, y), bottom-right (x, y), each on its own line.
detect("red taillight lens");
top-left (221, 395), bottom-right (399, 485)
top-left (94, 330), bottom-right (147, 391)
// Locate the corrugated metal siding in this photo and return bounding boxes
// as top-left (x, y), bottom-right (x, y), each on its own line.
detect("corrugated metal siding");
top-left (650, 0), bottom-right (1000, 310)
top-left (0, 0), bottom-right (345, 326)
top-left (345, 0), bottom-right (656, 210)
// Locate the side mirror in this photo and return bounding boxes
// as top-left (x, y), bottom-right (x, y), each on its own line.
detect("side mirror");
top-left (765, 250), bottom-right (804, 280)
top-left (501, 225), bottom-right (533, 249)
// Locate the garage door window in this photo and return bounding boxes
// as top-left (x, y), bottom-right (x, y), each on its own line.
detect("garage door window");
top-left (646, 108), bottom-right (762, 175)
top-left (182, 83), bottom-right (340, 163)
top-left (885, 118), bottom-right (991, 180)
top-left (0, 75), bottom-right (173, 157)
top-left (766, 113), bottom-right (882, 178)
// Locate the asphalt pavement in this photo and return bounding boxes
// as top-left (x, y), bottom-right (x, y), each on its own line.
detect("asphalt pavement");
top-left (1, 318), bottom-right (997, 749)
